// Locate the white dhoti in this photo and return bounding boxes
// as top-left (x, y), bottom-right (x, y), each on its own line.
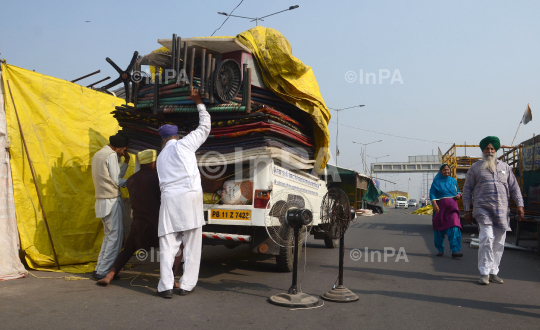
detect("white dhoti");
top-left (478, 223), bottom-right (506, 275)
top-left (95, 197), bottom-right (124, 276)
top-left (157, 226), bottom-right (202, 292)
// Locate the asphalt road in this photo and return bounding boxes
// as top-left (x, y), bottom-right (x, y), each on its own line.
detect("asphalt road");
top-left (3, 208), bottom-right (540, 330)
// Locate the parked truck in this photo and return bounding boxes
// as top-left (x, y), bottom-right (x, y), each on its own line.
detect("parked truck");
top-left (200, 157), bottom-right (329, 271)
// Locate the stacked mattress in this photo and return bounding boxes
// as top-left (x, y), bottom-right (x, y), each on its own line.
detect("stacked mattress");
top-left (113, 70), bottom-right (316, 171)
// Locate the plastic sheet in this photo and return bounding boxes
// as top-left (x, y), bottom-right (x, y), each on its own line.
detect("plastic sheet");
top-left (0, 70), bottom-right (28, 280)
top-left (2, 64), bottom-right (131, 273)
top-left (412, 205), bottom-right (433, 215)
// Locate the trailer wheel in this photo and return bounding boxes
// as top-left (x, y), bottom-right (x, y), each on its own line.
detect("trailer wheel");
top-left (324, 237), bottom-right (339, 248)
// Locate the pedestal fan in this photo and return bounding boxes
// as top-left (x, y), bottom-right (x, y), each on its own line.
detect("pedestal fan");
top-left (264, 189), bottom-right (319, 308)
top-left (320, 187), bottom-right (358, 302)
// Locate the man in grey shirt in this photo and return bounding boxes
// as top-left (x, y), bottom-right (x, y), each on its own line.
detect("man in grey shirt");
top-left (462, 136), bottom-right (524, 285)
top-left (91, 133), bottom-right (130, 280)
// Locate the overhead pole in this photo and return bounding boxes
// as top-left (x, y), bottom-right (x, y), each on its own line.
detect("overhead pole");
top-left (511, 120), bottom-right (523, 146)
top-left (352, 139), bottom-right (380, 174)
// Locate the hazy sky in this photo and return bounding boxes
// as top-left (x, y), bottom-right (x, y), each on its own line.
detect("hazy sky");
top-left (2, 0), bottom-right (539, 197)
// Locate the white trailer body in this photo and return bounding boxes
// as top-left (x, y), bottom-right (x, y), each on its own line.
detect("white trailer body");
top-left (200, 157), bottom-right (328, 271)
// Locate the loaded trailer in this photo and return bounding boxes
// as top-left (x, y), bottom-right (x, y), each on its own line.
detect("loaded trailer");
top-left (112, 30), bottom-right (337, 271)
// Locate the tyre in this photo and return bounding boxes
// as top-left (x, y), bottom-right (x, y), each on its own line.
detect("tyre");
top-left (324, 236), bottom-right (339, 248)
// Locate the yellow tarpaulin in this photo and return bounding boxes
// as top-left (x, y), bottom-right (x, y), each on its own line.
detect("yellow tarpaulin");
top-left (412, 205), bottom-right (433, 215)
top-left (2, 64), bottom-right (131, 273)
top-left (236, 27), bottom-right (331, 173)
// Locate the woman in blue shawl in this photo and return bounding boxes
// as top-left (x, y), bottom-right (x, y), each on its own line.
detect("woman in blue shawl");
top-left (430, 164), bottom-right (463, 258)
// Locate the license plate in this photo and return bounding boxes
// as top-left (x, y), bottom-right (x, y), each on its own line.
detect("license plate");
top-left (210, 209), bottom-right (251, 220)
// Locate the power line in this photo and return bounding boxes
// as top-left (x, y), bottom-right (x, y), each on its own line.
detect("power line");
top-left (211, 0), bottom-right (244, 36)
top-left (328, 105), bottom-right (364, 111)
top-left (329, 121), bottom-right (452, 144)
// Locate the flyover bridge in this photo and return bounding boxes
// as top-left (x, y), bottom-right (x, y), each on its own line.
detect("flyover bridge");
top-left (372, 155), bottom-right (440, 174)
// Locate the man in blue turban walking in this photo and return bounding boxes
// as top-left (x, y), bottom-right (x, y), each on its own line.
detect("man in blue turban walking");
top-left (462, 136), bottom-right (524, 285)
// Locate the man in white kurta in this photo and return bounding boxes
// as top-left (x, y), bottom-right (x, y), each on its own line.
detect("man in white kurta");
top-left (91, 133), bottom-right (130, 280)
top-left (156, 89), bottom-right (210, 296)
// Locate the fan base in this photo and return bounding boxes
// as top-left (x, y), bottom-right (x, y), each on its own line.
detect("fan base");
top-left (321, 285), bottom-right (359, 303)
top-left (269, 292), bottom-right (319, 308)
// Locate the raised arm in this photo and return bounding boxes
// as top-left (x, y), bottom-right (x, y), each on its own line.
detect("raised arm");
top-left (107, 153), bottom-right (128, 188)
top-left (180, 89), bottom-right (211, 152)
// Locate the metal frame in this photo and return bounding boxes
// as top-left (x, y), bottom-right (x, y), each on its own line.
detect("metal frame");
top-left (441, 144), bottom-right (522, 183)
top-left (442, 144), bottom-right (525, 217)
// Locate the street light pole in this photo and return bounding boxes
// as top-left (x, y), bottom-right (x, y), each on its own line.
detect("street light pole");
top-left (352, 140), bottom-right (382, 174)
top-left (367, 154), bottom-right (389, 163)
top-left (336, 110), bottom-right (339, 166)
top-left (218, 5), bottom-right (300, 27)
top-left (331, 105), bottom-right (365, 166)
top-left (353, 140), bottom-right (382, 152)
top-left (367, 154), bottom-right (389, 178)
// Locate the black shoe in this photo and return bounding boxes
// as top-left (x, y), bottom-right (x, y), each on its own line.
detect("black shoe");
top-left (157, 289), bottom-right (173, 299)
top-left (178, 288), bottom-right (194, 296)
top-left (93, 274), bottom-right (119, 282)
top-left (452, 253), bottom-right (463, 258)
top-left (436, 252), bottom-right (443, 257)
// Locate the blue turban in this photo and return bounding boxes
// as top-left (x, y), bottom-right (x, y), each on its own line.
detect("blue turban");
top-left (158, 124), bottom-right (178, 138)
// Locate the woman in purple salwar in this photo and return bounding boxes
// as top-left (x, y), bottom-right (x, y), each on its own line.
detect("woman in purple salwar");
top-left (430, 164), bottom-right (463, 258)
